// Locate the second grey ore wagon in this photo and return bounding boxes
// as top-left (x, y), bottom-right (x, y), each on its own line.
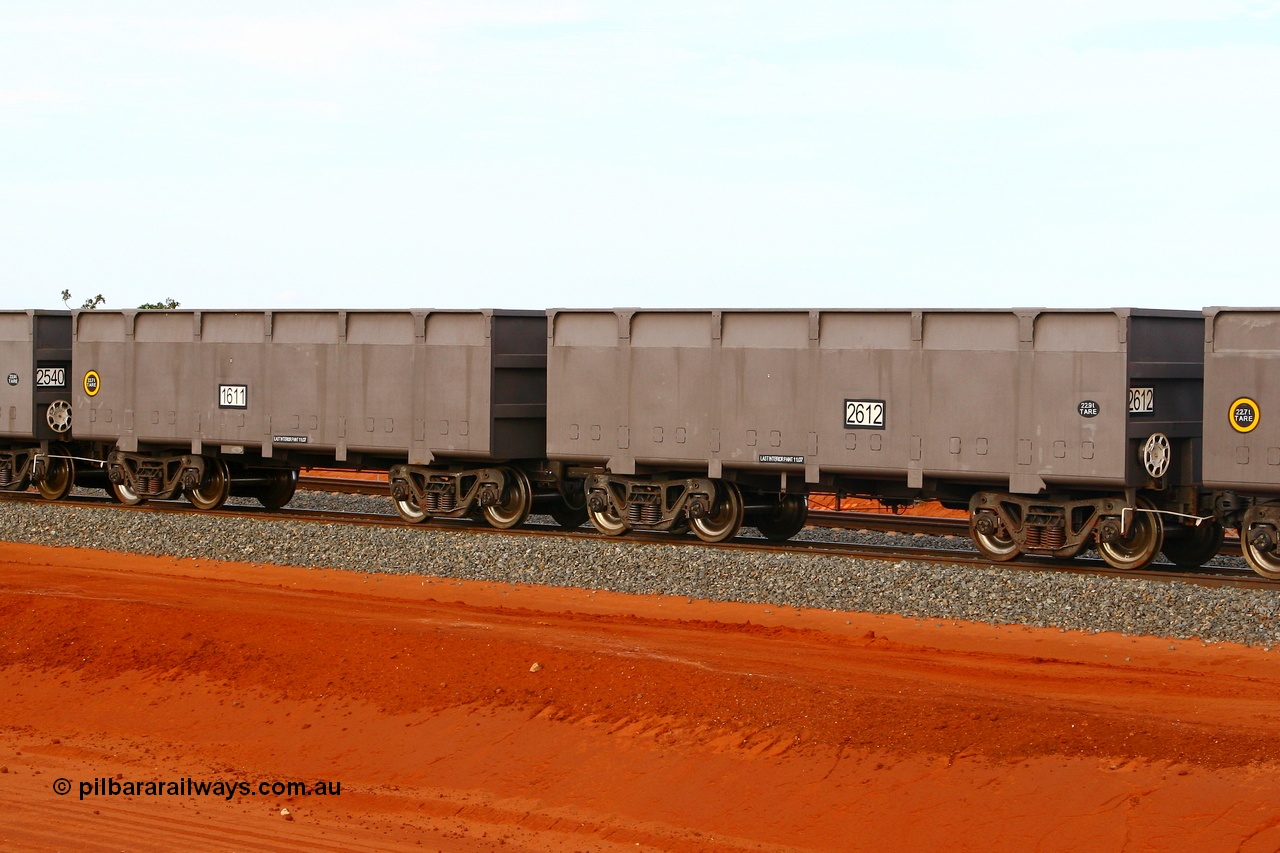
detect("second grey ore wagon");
top-left (546, 307), bottom-right (1212, 569)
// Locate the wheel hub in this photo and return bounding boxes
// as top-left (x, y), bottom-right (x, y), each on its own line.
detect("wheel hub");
top-left (973, 513), bottom-right (997, 536)
top-left (1249, 525), bottom-right (1277, 554)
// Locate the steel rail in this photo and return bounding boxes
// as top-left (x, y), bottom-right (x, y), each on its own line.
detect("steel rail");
top-left (295, 476), bottom-right (1244, 553)
top-left (0, 488), bottom-right (1271, 592)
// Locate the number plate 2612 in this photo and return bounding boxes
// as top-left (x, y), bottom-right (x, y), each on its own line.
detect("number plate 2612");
top-left (844, 399), bottom-right (885, 429)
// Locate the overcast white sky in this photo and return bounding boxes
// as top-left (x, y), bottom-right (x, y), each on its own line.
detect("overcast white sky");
top-left (2, 2), bottom-right (1277, 312)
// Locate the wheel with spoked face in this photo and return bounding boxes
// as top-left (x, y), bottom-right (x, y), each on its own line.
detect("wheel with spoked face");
top-left (46, 400), bottom-right (72, 434)
top-left (1141, 433), bottom-right (1171, 479)
top-left (690, 482), bottom-right (744, 544)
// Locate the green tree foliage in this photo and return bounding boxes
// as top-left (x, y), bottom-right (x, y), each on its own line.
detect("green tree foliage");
top-left (59, 291), bottom-right (180, 310)
top-left (61, 290), bottom-right (105, 309)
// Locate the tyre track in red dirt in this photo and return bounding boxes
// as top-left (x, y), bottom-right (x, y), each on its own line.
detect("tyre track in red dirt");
top-left (3, 542), bottom-right (1280, 851)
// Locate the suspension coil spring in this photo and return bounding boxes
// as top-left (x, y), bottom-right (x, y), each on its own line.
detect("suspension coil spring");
top-left (138, 474), bottom-right (161, 496)
top-left (422, 491), bottom-right (456, 512)
top-left (626, 502), bottom-right (662, 525)
top-left (1024, 525), bottom-right (1066, 550)
top-left (0, 461), bottom-right (11, 488)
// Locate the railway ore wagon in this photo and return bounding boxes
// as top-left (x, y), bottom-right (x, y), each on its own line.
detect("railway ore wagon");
top-left (0, 310), bottom-right (107, 499)
top-left (1202, 307), bottom-right (1280, 576)
top-left (547, 308), bottom-right (1211, 568)
top-left (71, 308), bottom-right (571, 528)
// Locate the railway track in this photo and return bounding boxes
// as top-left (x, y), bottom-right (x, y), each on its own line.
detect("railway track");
top-left (1, 484), bottom-right (1271, 592)
top-left (297, 473), bottom-right (1248, 560)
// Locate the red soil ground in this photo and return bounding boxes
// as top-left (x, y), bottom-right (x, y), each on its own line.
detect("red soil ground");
top-left (806, 495), bottom-right (968, 518)
top-left (2, 541), bottom-right (1280, 851)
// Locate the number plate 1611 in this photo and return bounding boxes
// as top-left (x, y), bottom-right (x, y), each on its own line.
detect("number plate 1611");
top-left (219, 384), bottom-right (248, 409)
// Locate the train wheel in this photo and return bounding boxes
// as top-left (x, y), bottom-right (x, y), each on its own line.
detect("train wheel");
top-left (547, 488), bottom-right (589, 530)
top-left (112, 479), bottom-right (146, 506)
top-left (587, 495), bottom-right (630, 536)
top-left (1161, 520), bottom-right (1224, 568)
top-left (969, 512), bottom-right (1020, 562)
top-left (186, 458), bottom-right (231, 511)
top-left (36, 446), bottom-right (75, 501)
top-left (1098, 498), bottom-right (1163, 570)
top-left (394, 494), bottom-right (429, 523)
top-left (256, 469), bottom-right (298, 509)
top-left (691, 481), bottom-right (744, 544)
top-left (755, 494), bottom-right (809, 542)
top-left (1241, 507), bottom-right (1280, 578)
top-left (481, 468), bottom-right (533, 529)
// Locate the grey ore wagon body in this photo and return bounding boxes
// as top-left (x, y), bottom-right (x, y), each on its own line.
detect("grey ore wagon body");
top-left (1202, 307), bottom-right (1280, 576)
top-left (71, 309), bottom-right (566, 527)
top-left (547, 308), bottom-right (1212, 568)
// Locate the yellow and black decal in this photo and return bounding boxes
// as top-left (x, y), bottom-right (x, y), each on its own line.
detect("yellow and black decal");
top-left (83, 370), bottom-right (101, 397)
top-left (1230, 397), bottom-right (1260, 433)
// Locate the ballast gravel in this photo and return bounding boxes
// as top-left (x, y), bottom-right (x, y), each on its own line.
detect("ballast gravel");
top-left (4, 494), bottom-right (1279, 648)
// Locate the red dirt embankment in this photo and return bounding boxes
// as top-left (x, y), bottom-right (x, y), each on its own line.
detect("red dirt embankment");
top-left (2, 542), bottom-right (1279, 851)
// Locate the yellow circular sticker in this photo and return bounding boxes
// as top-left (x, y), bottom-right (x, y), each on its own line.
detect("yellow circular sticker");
top-left (1230, 397), bottom-right (1260, 433)
top-left (83, 370), bottom-right (100, 397)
